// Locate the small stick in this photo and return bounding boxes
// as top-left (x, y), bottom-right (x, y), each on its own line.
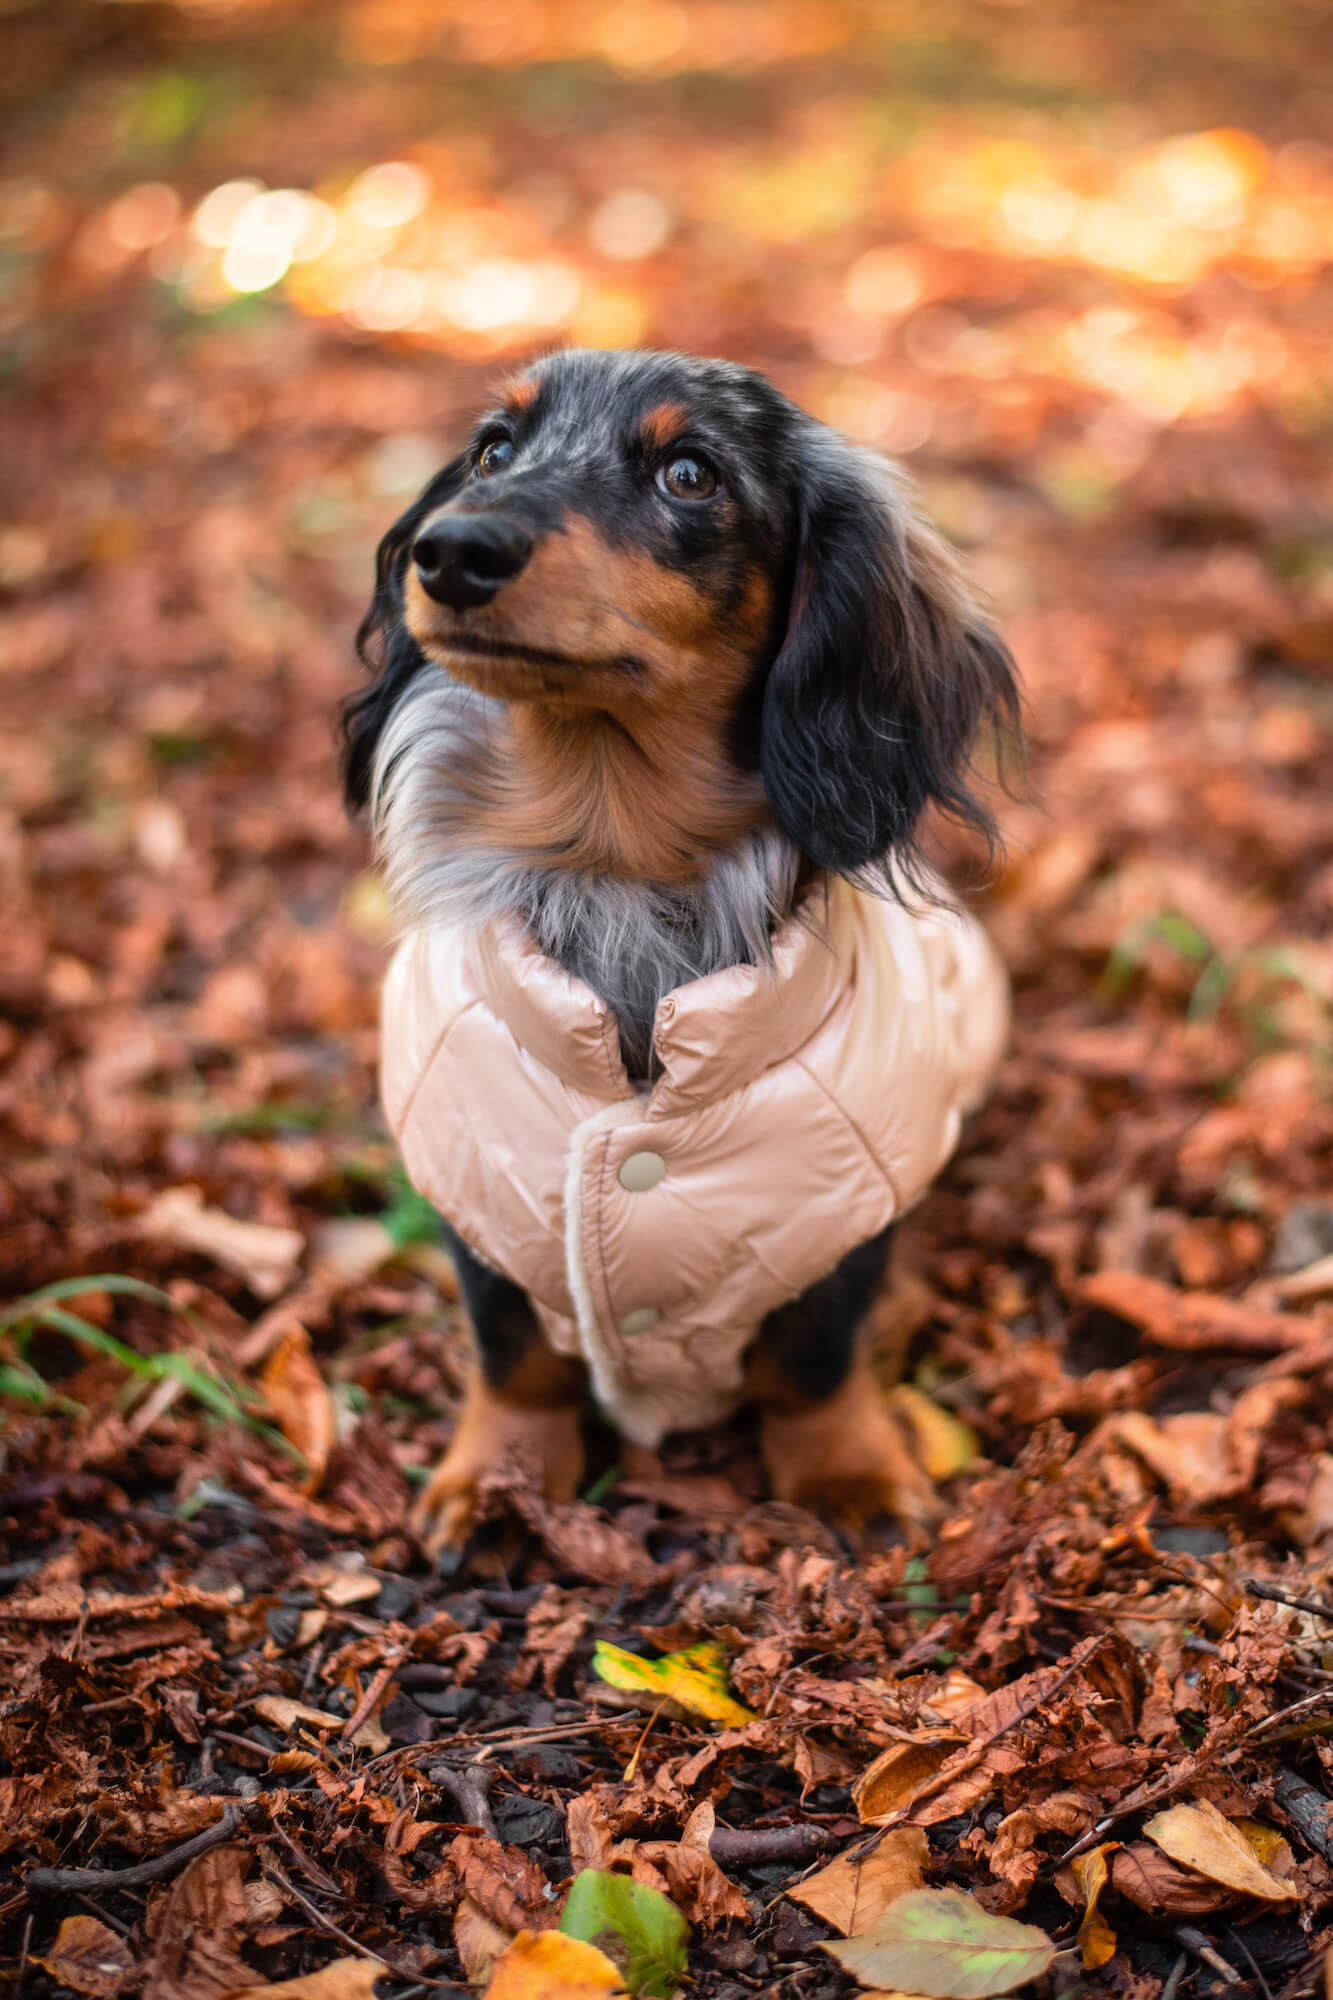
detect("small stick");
top-left (1177, 1925), bottom-right (1241, 1987)
top-left (1274, 1767), bottom-right (1333, 1858)
top-left (75, 1895), bottom-right (133, 1939)
top-left (264, 1861), bottom-right (388, 1967)
top-left (16, 1911), bottom-right (31, 2000)
top-left (25, 1806), bottom-right (239, 1894)
top-left (709, 1823), bottom-right (831, 1869)
top-left (266, 1819), bottom-right (344, 1897)
top-left (430, 1763), bottom-right (497, 1838)
top-left (1160, 1950), bottom-right (1190, 2000)
top-left (1246, 1578), bottom-right (1333, 1622)
top-left (1226, 1925), bottom-right (1274, 2000)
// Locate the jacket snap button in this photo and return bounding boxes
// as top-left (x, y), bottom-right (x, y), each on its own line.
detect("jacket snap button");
top-left (618, 1150), bottom-right (665, 1192)
top-left (620, 1306), bottom-right (662, 1337)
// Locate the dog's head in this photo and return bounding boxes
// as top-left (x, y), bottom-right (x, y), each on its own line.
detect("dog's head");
top-left (346, 347), bottom-right (1018, 890)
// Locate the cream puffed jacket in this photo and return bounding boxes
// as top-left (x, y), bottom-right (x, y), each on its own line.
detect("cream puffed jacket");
top-left (381, 877), bottom-right (1009, 1447)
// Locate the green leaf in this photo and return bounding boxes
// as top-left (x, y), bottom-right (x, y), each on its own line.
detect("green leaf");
top-left (592, 1638), bottom-right (756, 1728)
top-left (825, 1886), bottom-right (1056, 1998)
top-left (560, 1868), bottom-right (688, 1999)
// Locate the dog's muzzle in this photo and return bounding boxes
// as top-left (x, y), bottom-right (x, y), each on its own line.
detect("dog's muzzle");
top-left (413, 514), bottom-right (534, 610)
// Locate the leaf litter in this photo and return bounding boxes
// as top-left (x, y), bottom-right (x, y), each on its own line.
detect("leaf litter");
top-left (5, 3), bottom-right (1333, 1998)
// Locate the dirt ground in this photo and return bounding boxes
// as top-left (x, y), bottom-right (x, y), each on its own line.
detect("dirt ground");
top-left (3, 3), bottom-right (1333, 1996)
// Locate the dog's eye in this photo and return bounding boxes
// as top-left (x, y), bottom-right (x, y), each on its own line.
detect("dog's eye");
top-left (477, 437), bottom-right (515, 477)
top-left (657, 454), bottom-right (718, 502)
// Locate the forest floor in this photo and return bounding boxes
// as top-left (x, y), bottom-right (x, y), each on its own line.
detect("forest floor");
top-left (3, 3), bottom-right (1333, 1997)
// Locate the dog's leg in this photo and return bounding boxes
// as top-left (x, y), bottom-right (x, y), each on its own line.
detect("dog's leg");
top-left (750, 1224), bottom-right (937, 1533)
top-left (412, 1222), bottom-right (588, 1551)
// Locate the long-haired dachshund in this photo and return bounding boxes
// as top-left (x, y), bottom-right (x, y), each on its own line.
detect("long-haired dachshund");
top-left (344, 347), bottom-right (1019, 1548)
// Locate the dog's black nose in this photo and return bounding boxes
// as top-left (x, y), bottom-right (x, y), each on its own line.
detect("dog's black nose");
top-left (412, 515), bottom-right (534, 610)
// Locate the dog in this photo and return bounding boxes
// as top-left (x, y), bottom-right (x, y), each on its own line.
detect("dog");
top-left (343, 347), bottom-right (1019, 1547)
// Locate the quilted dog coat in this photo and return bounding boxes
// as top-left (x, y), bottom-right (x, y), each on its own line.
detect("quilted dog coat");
top-left (381, 877), bottom-right (1009, 1444)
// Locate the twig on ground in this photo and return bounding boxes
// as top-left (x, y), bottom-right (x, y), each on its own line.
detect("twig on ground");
top-left (266, 1819), bottom-right (344, 1897)
top-left (262, 1859), bottom-right (387, 1966)
top-left (1177, 1926), bottom-right (1241, 1986)
top-left (1226, 1925), bottom-right (1275, 2000)
top-left (708, 1823), bottom-right (832, 1868)
top-left (1161, 1950), bottom-right (1190, 2000)
top-left (75, 1895), bottom-right (133, 1938)
top-left (429, 1761), bottom-right (498, 1837)
top-left (1274, 1767), bottom-right (1333, 1857)
top-left (24, 1806), bottom-right (240, 1893)
top-left (1246, 1579), bottom-right (1333, 1621)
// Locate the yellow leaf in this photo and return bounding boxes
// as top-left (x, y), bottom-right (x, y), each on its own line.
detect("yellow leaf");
top-left (889, 1385), bottom-right (979, 1480)
top-left (1143, 1800), bottom-right (1302, 1903)
top-left (591, 1641), bottom-right (756, 1728)
top-left (485, 1930), bottom-right (626, 1997)
top-left (1070, 1844), bottom-right (1119, 1970)
top-left (788, 1827), bottom-right (929, 1935)
top-left (1236, 1819), bottom-right (1296, 1876)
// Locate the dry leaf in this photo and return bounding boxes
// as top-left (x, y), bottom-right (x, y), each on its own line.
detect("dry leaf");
top-left (262, 1323), bottom-right (337, 1494)
top-left (889, 1385), bottom-right (979, 1480)
top-left (485, 1929), bottom-right (626, 1997)
top-left (454, 1896), bottom-right (514, 1984)
top-left (788, 1827), bottom-right (929, 1934)
top-left (1143, 1799), bottom-right (1302, 1902)
top-left (35, 1915), bottom-right (135, 1998)
top-left (138, 1184), bottom-right (303, 1298)
top-left (852, 1736), bottom-right (967, 1823)
top-left (219, 1960), bottom-right (385, 2000)
top-left (1110, 1843), bottom-right (1238, 1917)
top-left (1069, 1845), bottom-right (1118, 1970)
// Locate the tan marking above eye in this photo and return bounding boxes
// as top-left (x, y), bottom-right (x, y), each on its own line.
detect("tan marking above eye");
top-left (639, 400), bottom-right (692, 453)
top-left (501, 374), bottom-right (540, 413)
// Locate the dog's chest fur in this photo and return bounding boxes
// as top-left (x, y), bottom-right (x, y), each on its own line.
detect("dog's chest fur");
top-left (370, 674), bottom-right (800, 1078)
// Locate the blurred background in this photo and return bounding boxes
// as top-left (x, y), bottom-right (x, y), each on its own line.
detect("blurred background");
top-left (3, 0), bottom-right (1332, 1344)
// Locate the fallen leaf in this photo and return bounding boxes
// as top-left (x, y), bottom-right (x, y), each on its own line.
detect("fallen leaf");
top-left (219, 1961), bottom-right (386, 2000)
top-left (36, 1915), bottom-right (135, 1998)
top-left (486, 1930), bottom-right (626, 1997)
top-left (455, 1896), bottom-right (514, 1984)
top-left (851, 1736), bottom-right (967, 1823)
top-left (1110, 1842), bottom-right (1237, 1916)
top-left (252, 1694), bottom-right (387, 1752)
top-left (307, 1216), bottom-right (396, 1287)
top-left (889, 1385), bottom-right (979, 1480)
top-left (560, 1868), bottom-right (688, 1998)
top-left (138, 1185), bottom-right (303, 1299)
top-left (824, 1886), bottom-right (1055, 1998)
top-left (788, 1828), bottom-right (929, 1934)
top-left (1143, 1799), bottom-right (1302, 1902)
top-left (262, 1323), bottom-right (337, 1494)
top-left (591, 1640), bottom-right (756, 1728)
top-left (1070, 1845), bottom-right (1118, 1970)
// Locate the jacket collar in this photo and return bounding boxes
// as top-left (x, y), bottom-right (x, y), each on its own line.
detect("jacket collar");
top-left (471, 878), bottom-right (852, 1112)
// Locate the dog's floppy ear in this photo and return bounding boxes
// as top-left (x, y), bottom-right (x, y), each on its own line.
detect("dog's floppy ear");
top-left (760, 437), bottom-right (1019, 890)
top-left (342, 454), bottom-right (469, 812)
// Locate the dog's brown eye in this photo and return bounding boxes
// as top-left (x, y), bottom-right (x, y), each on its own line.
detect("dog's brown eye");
top-left (477, 437), bottom-right (515, 477)
top-left (658, 454), bottom-right (717, 501)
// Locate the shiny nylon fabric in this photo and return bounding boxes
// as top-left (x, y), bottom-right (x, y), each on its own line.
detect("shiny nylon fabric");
top-left (381, 877), bottom-right (1010, 1444)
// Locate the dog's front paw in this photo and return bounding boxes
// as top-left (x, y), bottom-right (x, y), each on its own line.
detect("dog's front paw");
top-left (759, 1364), bottom-right (939, 1535)
top-left (411, 1378), bottom-right (586, 1553)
